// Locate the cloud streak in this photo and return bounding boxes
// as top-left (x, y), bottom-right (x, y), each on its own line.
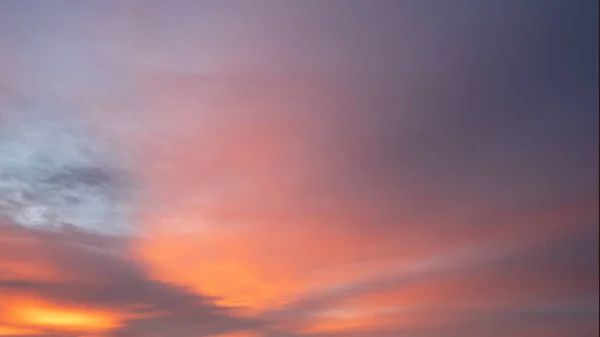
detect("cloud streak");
top-left (0, 221), bottom-right (261, 336)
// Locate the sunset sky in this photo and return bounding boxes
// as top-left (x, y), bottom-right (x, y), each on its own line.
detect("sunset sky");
top-left (0, 1), bottom-right (598, 336)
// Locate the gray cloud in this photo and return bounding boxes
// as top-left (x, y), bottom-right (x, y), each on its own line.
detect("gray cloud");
top-left (0, 109), bottom-right (134, 234)
top-left (0, 222), bottom-right (261, 337)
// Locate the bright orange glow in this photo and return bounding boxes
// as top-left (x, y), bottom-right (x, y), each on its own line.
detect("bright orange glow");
top-left (0, 325), bottom-right (42, 336)
top-left (16, 306), bottom-right (117, 331)
top-left (0, 296), bottom-right (121, 333)
top-left (136, 219), bottom-right (393, 313)
top-left (137, 230), bottom-right (303, 311)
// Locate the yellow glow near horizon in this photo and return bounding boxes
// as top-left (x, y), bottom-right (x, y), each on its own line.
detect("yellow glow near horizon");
top-left (9, 301), bottom-right (119, 332)
top-left (0, 325), bottom-right (42, 336)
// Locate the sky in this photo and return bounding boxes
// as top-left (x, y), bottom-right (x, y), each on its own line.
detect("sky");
top-left (0, 0), bottom-right (598, 336)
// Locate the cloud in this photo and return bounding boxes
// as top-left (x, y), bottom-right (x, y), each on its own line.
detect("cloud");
top-left (0, 221), bottom-right (261, 337)
top-left (0, 110), bottom-right (134, 235)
